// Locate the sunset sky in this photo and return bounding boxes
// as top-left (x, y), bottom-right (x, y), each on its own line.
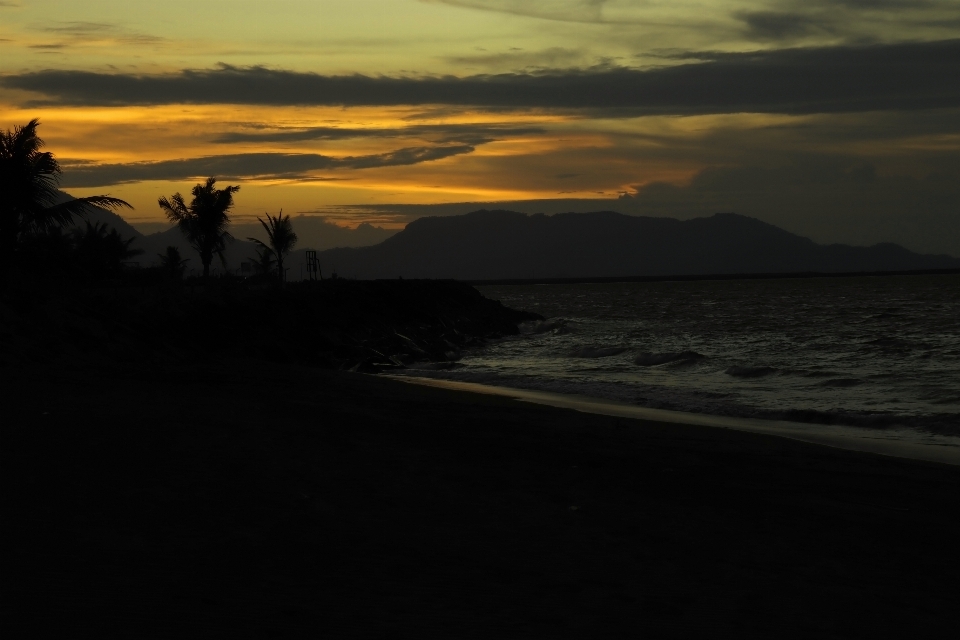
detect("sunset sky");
top-left (1, 0), bottom-right (958, 253)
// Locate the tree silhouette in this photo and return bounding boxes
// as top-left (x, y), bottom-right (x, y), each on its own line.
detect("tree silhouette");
top-left (252, 246), bottom-right (277, 277)
top-left (73, 220), bottom-right (143, 278)
top-left (158, 177), bottom-right (239, 279)
top-left (248, 211), bottom-right (298, 284)
top-left (0, 119), bottom-right (131, 282)
top-left (157, 245), bottom-right (188, 280)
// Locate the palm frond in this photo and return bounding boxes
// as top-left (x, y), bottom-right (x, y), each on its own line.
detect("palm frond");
top-left (37, 195), bottom-right (133, 231)
top-left (2, 120), bottom-right (138, 255)
top-left (247, 237), bottom-right (271, 252)
top-left (158, 177), bottom-right (239, 276)
top-left (158, 193), bottom-right (189, 222)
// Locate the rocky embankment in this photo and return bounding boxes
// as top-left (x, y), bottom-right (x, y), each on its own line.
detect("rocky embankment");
top-left (0, 279), bottom-right (541, 373)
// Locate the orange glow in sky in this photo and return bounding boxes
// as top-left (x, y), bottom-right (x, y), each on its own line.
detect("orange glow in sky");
top-left (1, 1), bottom-right (958, 253)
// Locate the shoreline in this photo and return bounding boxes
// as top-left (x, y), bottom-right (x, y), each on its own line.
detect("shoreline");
top-left (468, 267), bottom-right (960, 286)
top-left (388, 375), bottom-right (960, 466)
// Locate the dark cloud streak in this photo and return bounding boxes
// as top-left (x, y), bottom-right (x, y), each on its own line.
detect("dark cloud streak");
top-left (213, 123), bottom-right (545, 145)
top-left (4, 39), bottom-right (958, 114)
top-left (737, 11), bottom-right (836, 39)
top-left (59, 145), bottom-right (475, 188)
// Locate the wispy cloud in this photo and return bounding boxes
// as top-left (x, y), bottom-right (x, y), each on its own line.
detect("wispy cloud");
top-left (733, 0), bottom-right (959, 43)
top-left (212, 123), bottom-right (545, 145)
top-left (444, 47), bottom-right (587, 70)
top-left (28, 20), bottom-right (166, 47)
top-left (40, 21), bottom-right (115, 34)
top-left (736, 11), bottom-right (838, 40)
top-left (422, 0), bottom-right (621, 24)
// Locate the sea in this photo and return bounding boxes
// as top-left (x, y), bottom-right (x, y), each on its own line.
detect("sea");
top-left (397, 274), bottom-right (960, 439)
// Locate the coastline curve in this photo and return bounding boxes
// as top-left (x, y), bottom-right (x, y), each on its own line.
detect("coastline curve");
top-left (387, 375), bottom-right (960, 466)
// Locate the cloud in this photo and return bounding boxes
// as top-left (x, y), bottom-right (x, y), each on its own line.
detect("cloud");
top-left (426, 0), bottom-right (957, 33)
top-left (732, 0), bottom-right (958, 42)
top-left (213, 123), bottom-right (545, 145)
top-left (30, 20), bottom-right (166, 46)
top-left (5, 40), bottom-right (958, 114)
top-left (40, 21), bottom-right (115, 34)
top-left (59, 145), bottom-right (475, 188)
top-left (737, 11), bottom-right (837, 40)
top-left (618, 157), bottom-right (960, 255)
top-left (444, 47), bottom-right (586, 69)
top-left (422, 0), bottom-right (619, 24)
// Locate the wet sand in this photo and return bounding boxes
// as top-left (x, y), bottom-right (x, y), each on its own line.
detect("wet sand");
top-left (391, 376), bottom-right (960, 466)
top-left (8, 360), bottom-right (960, 637)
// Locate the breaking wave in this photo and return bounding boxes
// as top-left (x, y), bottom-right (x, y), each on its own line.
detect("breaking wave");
top-left (634, 351), bottom-right (706, 366)
top-left (392, 275), bottom-right (960, 439)
top-left (569, 346), bottom-right (628, 358)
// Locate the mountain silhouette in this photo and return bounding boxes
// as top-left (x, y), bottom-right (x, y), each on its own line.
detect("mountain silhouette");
top-left (316, 210), bottom-right (960, 280)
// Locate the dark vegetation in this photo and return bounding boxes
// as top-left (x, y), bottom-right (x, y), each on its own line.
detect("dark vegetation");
top-left (0, 120), bottom-right (537, 372)
top-left (1, 119), bottom-right (132, 284)
top-left (247, 210), bottom-right (298, 284)
top-left (0, 279), bottom-right (539, 373)
top-left (159, 177), bottom-right (240, 279)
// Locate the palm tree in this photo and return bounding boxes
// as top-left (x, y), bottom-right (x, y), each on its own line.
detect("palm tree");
top-left (158, 177), bottom-right (239, 279)
top-left (248, 211), bottom-right (298, 284)
top-left (0, 119), bottom-right (131, 282)
top-left (73, 220), bottom-right (143, 278)
top-left (157, 245), bottom-right (189, 280)
top-left (252, 246), bottom-right (277, 277)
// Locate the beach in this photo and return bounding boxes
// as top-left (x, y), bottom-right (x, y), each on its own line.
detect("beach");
top-left (391, 376), bottom-right (960, 466)
top-left (8, 358), bottom-right (960, 637)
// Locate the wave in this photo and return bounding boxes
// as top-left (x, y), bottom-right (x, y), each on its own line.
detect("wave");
top-left (634, 351), bottom-right (706, 367)
top-left (520, 318), bottom-right (574, 335)
top-left (391, 368), bottom-right (960, 437)
top-left (725, 366), bottom-right (778, 378)
top-left (820, 378), bottom-right (863, 387)
top-left (569, 346), bottom-right (628, 358)
top-left (867, 337), bottom-right (915, 349)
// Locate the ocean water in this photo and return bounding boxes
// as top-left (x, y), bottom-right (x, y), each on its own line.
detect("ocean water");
top-left (399, 274), bottom-right (960, 437)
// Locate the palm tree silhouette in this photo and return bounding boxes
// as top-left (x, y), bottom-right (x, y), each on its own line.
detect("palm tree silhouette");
top-left (248, 211), bottom-right (298, 285)
top-left (252, 245), bottom-right (277, 277)
top-left (0, 119), bottom-right (131, 283)
top-left (157, 245), bottom-right (189, 280)
top-left (158, 177), bottom-right (239, 279)
top-left (74, 220), bottom-right (143, 278)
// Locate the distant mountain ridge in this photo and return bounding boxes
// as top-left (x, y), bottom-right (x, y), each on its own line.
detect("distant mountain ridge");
top-left (316, 210), bottom-right (960, 280)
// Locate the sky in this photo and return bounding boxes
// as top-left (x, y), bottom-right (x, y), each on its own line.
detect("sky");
top-left (1, 0), bottom-right (959, 254)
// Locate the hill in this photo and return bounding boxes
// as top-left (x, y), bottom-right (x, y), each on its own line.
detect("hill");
top-left (316, 210), bottom-right (960, 280)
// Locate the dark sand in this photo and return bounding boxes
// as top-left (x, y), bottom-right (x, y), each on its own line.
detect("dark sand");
top-left (7, 360), bottom-right (960, 638)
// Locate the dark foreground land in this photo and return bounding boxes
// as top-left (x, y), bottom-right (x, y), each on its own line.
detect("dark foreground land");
top-left (7, 362), bottom-right (960, 638)
top-left (4, 281), bottom-right (960, 637)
